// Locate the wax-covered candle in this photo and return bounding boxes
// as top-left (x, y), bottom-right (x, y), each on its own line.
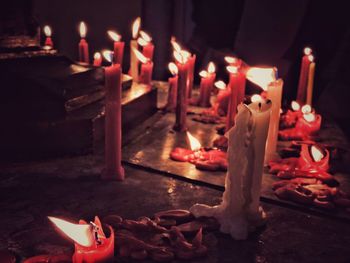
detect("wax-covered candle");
top-left (93, 52), bottom-right (102, 67)
top-left (43, 25), bottom-right (53, 48)
top-left (166, 62), bottom-right (178, 111)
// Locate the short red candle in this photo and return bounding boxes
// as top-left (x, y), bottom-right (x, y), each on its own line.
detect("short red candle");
top-left (187, 55), bottom-right (196, 98)
top-left (93, 52), bottom-right (102, 67)
top-left (296, 48), bottom-right (312, 104)
top-left (140, 61), bottom-right (154, 85)
top-left (78, 22), bottom-right (89, 63)
top-left (142, 43), bottom-right (155, 60)
top-left (214, 81), bottom-right (230, 116)
top-left (167, 75), bottom-right (178, 111)
top-left (113, 41), bottom-right (125, 65)
top-left (45, 37), bottom-right (53, 48)
top-left (174, 61), bottom-right (189, 131)
top-left (198, 73), bottom-right (212, 107)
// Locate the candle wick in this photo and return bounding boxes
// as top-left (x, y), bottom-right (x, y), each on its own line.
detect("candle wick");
top-left (90, 221), bottom-right (102, 245)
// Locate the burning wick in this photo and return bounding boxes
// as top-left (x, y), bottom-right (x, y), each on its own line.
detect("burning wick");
top-left (215, 80), bottom-right (226, 90)
top-left (301, 104), bottom-right (312, 114)
top-left (132, 17), bottom-right (141, 39)
top-left (168, 62), bottom-right (178, 75)
top-left (310, 145), bottom-right (324, 162)
top-left (79, 22), bottom-right (87, 38)
top-left (291, 101), bottom-right (301, 111)
top-left (304, 47), bottom-right (312, 56)
top-left (251, 94), bottom-right (263, 103)
top-left (102, 50), bottom-right (114, 64)
top-left (107, 30), bottom-right (121, 42)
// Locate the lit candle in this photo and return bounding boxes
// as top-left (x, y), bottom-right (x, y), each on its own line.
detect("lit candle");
top-left (129, 17), bottom-right (141, 82)
top-left (93, 52), bottom-right (102, 66)
top-left (197, 62), bottom-right (216, 107)
top-left (296, 47), bottom-right (312, 104)
top-left (298, 144), bottom-right (329, 172)
top-left (108, 30), bottom-right (124, 65)
top-left (78, 22), bottom-right (89, 63)
top-left (133, 48), bottom-right (153, 85)
top-left (214, 80), bottom-right (230, 116)
top-left (43, 25), bottom-right (53, 48)
top-left (165, 62), bottom-right (178, 111)
top-left (190, 100), bottom-right (272, 240)
top-left (306, 58), bottom-right (316, 105)
top-left (49, 216), bottom-right (114, 263)
top-left (173, 50), bottom-right (189, 131)
top-left (102, 50), bottom-right (125, 181)
top-left (296, 111), bottom-right (322, 135)
top-left (139, 31), bottom-right (154, 60)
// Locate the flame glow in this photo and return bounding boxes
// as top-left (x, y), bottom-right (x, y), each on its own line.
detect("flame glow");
top-left (303, 113), bottom-right (316, 122)
top-left (94, 52), bottom-right (101, 60)
top-left (301, 104), bottom-right (312, 114)
top-left (133, 48), bottom-right (149, 64)
top-left (186, 132), bottom-right (201, 151)
top-left (132, 17), bottom-right (141, 39)
top-left (224, 56), bottom-right (237, 64)
top-left (102, 50), bottom-right (113, 63)
top-left (137, 37), bottom-right (148, 46)
top-left (251, 94), bottom-right (263, 103)
top-left (308, 55), bottom-right (314, 62)
top-left (139, 31), bottom-right (152, 42)
top-left (291, 101), bottom-right (301, 111)
top-left (304, 47), bottom-right (312, 56)
top-left (215, 80), bottom-right (226, 90)
top-left (199, 70), bottom-right (208, 78)
top-left (168, 62), bottom-right (178, 75)
top-left (310, 145), bottom-right (324, 162)
top-left (207, 62), bottom-right (216, 74)
top-left (246, 67), bottom-right (276, 91)
top-left (227, 66), bottom-right (238, 74)
top-left (173, 51), bottom-right (188, 65)
top-left (43, 25), bottom-right (51, 37)
top-left (107, 30), bottom-right (121, 42)
top-left (79, 22), bottom-right (87, 38)
top-left (171, 39), bottom-right (182, 53)
top-left (48, 217), bottom-right (94, 247)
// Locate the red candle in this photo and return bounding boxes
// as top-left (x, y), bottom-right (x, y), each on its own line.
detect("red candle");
top-left (78, 22), bottom-right (89, 63)
top-left (93, 52), bottom-right (102, 67)
top-left (165, 62), bottom-right (178, 111)
top-left (108, 30), bottom-right (124, 65)
top-left (214, 80), bottom-right (230, 116)
top-left (43, 25), bottom-right (53, 48)
top-left (187, 55), bottom-right (196, 98)
top-left (197, 62), bottom-right (216, 107)
top-left (296, 47), bottom-right (313, 104)
top-left (133, 48), bottom-right (153, 85)
top-left (49, 216), bottom-right (114, 263)
top-left (102, 50), bottom-right (125, 181)
top-left (173, 50), bottom-right (189, 131)
top-left (298, 144), bottom-right (329, 172)
top-left (139, 31), bottom-right (154, 60)
top-left (225, 66), bottom-right (245, 132)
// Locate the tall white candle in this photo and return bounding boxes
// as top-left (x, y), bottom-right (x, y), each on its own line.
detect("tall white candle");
top-left (265, 79), bottom-right (283, 163)
top-left (190, 100), bottom-right (271, 240)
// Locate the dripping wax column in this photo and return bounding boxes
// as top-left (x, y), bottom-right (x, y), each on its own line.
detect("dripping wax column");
top-left (166, 62), bottom-right (178, 111)
top-left (102, 51), bottom-right (125, 181)
top-left (190, 100), bottom-right (272, 240)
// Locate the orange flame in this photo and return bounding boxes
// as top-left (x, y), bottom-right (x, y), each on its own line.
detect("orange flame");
top-left (79, 22), bottom-right (87, 38)
top-left (94, 52), bottom-right (101, 60)
top-left (303, 112), bottom-right (316, 122)
top-left (133, 48), bottom-right (149, 64)
top-left (107, 30), bottom-right (121, 42)
top-left (251, 94), bottom-right (263, 103)
top-left (43, 25), bottom-right (52, 37)
top-left (173, 51), bottom-right (188, 65)
top-left (215, 80), bottom-right (226, 90)
top-left (199, 70), bottom-right (208, 78)
top-left (168, 62), bottom-right (178, 75)
top-left (310, 145), bottom-right (324, 162)
top-left (137, 37), bottom-right (148, 47)
top-left (308, 55), bottom-right (314, 62)
top-left (291, 101), bottom-right (300, 111)
top-left (224, 56), bottom-right (237, 64)
top-left (226, 65), bottom-right (238, 74)
top-left (186, 132), bottom-right (201, 151)
top-left (304, 47), bottom-right (312, 56)
top-left (132, 17), bottom-right (141, 39)
top-left (139, 31), bottom-right (152, 42)
top-left (207, 62), bottom-right (216, 74)
top-left (102, 50), bottom-right (113, 63)
top-left (171, 38), bottom-right (181, 53)
top-left (48, 217), bottom-right (94, 247)
top-left (246, 67), bottom-right (276, 91)
top-left (301, 104), bottom-right (312, 114)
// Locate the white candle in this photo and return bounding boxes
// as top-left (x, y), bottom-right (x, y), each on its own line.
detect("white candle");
top-left (129, 17), bottom-right (141, 82)
top-left (265, 79), bottom-right (283, 163)
top-left (190, 100), bottom-right (271, 240)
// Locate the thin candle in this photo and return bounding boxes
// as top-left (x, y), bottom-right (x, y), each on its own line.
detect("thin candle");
top-left (129, 17), bottom-right (141, 82)
top-left (78, 22), bottom-right (89, 63)
top-left (43, 25), bottom-right (53, 48)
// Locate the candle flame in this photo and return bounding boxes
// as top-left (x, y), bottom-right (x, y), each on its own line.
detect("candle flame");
top-left (215, 80), bottom-right (226, 90)
top-left (199, 70), bottom-right (208, 78)
top-left (224, 56), bottom-right (237, 64)
top-left (137, 37), bottom-right (148, 46)
top-left (139, 31), bottom-right (152, 42)
top-left (133, 48), bottom-right (149, 64)
top-left (79, 22), bottom-right (87, 38)
top-left (303, 112), bottom-right (316, 122)
top-left (301, 104), bottom-right (312, 114)
top-left (94, 52), bottom-right (101, 60)
top-left (308, 55), bottom-right (314, 62)
top-left (48, 217), bottom-right (94, 247)
top-left (291, 101), bottom-right (301, 111)
top-left (168, 62), bottom-right (178, 75)
top-left (43, 25), bottom-right (52, 37)
top-left (246, 67), bottom-right (276, 91)
top-left (304, 47), bottom-right (312, 56)
top-left (251, 94), bottom-right (263, 103)
top-left (226, 65), bottom-right (238, 74)
top-left (107, 30), bottom-right (121, 42)
top-left (310, 145), bottom-right (324, 162)
top-left (171, 38), bottom-right (182, 52)
top-left (173, 51), bottom-right (188, 64)
top-left (102, 50), bottom-right (113, 63)
top-left (207, 62), bottom-right (216, 74)
top-left (186, 132), bottom-right (201, 151)
top-left (132, 17), bottom-right (141, 39)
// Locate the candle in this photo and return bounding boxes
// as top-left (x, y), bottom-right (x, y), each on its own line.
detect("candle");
top-left (102, 50), bottom-right (125, 181)
top-left (165, 62), bottom-right (178, 111)
top-left (299, 144), bottom-right (329, 172)
top-left (224, 56), bottom-right (242, 67)
top-left (187, 55), bottom-right (196, 98)
top-left (133, 48), bottom-right (153, 85)
top-left (197, 62), bottom-right (216, 107)
top-left (213, 80), bottom-right (230, 116)
top-left (78, 22), bottom-right (89, 63)
top-left (139, 31), bottom-right (154, 60)
top-left (190, 100), bottom-right (272, 240)
top-left (296, 47), bottom-right (312, 104)
top-left (306, 60), bottom-right (316, 105)
top-left (93, 52), bottom-right (102, 67)
top-left (129, 17), bottom-right (141, 82)
top-left (49, 216), bottom-right (114, 263)
top-left (296, 111), bottom-right (322, 135)
top-left (43, 25), bottom-right (53, 48)
top-left (173, 50), bottom-right (189, 131)
top-left (108, 30), bottom-right (124, 65)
